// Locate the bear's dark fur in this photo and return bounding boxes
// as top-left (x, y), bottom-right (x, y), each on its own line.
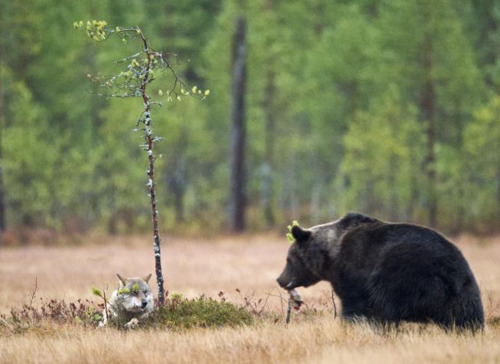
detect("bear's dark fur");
top-left (277, 212), bottom-right (484, 331)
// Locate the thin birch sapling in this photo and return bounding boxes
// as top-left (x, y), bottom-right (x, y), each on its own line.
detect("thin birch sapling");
top-left (75, 20), bottom-right (208, 305)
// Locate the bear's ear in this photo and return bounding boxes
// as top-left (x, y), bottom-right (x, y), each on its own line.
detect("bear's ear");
top-left (291, 225), bottom-right (312, 244)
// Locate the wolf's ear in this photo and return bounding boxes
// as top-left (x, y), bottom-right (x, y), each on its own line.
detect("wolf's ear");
top-left (291, 225), bottom-right (312, 244)
top-left (117, 273), bottom-right (127, 288)
top-left (143, 273), bottom-right (152, 283)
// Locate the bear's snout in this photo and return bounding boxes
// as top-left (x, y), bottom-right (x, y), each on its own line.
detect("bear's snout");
top-left (277, 272), bottom-right (293, 289)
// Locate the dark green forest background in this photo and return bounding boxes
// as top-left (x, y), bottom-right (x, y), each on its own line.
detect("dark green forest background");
top-left (0, 0), bottom-right (499, 239)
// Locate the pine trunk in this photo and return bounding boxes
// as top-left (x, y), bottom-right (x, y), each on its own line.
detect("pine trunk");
top-left (497, 169), bottom-right (500, 225)
top-left (0, 83), bottom-right (5, 237)
top-left (228, 17), bottom-right (247, 233)
top-left (421, 33), bottom-right (437, 228)
top-left (0, 46), bottom-right (6, 242)
top-left (262, 68), bottom-right (275, 227)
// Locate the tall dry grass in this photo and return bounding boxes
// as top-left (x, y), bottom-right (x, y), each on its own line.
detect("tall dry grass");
top-left (1, 233), bottom-right (500, 363)
top-left (1, 317), bottom-right (499, 364)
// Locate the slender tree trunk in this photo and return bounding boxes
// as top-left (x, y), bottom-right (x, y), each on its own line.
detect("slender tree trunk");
top-left (228, 17), bottom-right (247, 232)
top-left (167, 150), bottom-right (186, 224)
top-left (281, 158), bottom-right (299, 224)
top-left (365, 178), bottom-right (376, 216)
top-left (107, 197), bottom-right (118, 235)
top-left (388, 155), bottom-right (399, 220)
top-left (172, 160), bottom-right (186, 225)
top-left (311, 182), bottom-right (321, 224)
top-left (407, 173), bottom-right (418, 222)
top-left (484, 1), bottom-right (498, 88)
top-left (261, 68), bottom-right (275, 227)
top-left (487, 5), bottom-right (500, 227)
top-left (137, 31), bottom-right (165, 305)
top-left (288, 154), bottom-right (299, 221)
top-left (0, 72), bottom-right (5, 238)
top-left (87, 36), bottom-right (103, 232)
top-left (163, 2), bottom-right (176, 44)
top-left (421, 34), bottom-right (437, 227)
top-left (454, 146), bottom-right (466, 234)
top-left (497, 169), bottom-right (500, 226)
top-left (0, 19), bottom-right (6, 245)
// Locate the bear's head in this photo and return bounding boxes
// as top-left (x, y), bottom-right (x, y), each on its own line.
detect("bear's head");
top-left (276, 212), bottom-right (377, 290)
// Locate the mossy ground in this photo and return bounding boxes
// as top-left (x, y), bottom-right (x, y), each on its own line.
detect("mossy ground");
top-left (151, 296), bottom-right (254, 329)
top-left (0, 295), bottom-right (256, 334)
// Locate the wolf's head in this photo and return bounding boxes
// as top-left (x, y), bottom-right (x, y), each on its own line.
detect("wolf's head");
top-left (113, 273), bottom-right (154, 315)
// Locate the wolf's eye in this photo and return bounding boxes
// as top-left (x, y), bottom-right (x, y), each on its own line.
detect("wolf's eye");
top-left (143, 290), bottom-right (149, 295)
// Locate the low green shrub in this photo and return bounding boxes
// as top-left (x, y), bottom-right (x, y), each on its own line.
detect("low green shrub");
top-left (1, 294), bottom-right (254, 334)
top-left (147, 295), bottom-right (254, 329)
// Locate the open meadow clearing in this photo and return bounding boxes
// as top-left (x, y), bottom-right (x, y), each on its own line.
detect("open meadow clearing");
top-left (3, 1), bottom-right (500, 363)
top-left (1, 234), bottom-right (500, 363)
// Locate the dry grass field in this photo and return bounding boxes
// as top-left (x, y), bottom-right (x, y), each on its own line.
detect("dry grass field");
top-left (1, 233), bottom-right (500, 363)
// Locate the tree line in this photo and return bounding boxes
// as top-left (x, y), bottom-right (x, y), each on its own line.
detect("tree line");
top-left (0, 0), bottom-right (499, 239)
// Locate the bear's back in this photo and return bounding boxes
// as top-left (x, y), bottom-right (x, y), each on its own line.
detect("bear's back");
top-left (339, 222), bottom-right (465, 266)
top-left (333, 222), bottom-right (476, 300)
top-left (375, 223), bottom-right (470, 272)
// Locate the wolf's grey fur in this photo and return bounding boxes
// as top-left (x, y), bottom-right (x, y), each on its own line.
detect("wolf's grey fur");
top-left (101, 273), bottom-right (154, 328)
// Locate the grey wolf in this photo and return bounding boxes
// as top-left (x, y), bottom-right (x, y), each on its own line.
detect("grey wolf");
top-left (277, 212), bottom-right (484, 331)
top-left (101, 273), bottom-right (154, 328)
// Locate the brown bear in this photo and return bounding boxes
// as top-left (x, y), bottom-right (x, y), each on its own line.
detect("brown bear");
top-left (277, 212), bottom-right (484, 331)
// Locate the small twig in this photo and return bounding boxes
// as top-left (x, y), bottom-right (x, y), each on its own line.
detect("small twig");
top-left (114, 52), bottom-right (141, 64)
top-left (285, 298), bottom-right (292, 325)
top-left (28, 278), bottom-right (38, 309)
top-left (331, 289), bottom-right (338, 318)
top-left (0, 317), bottom-right (13, 330)
top-left (276, 290), bottom-right (286, 316)
top-left (266, 291), bottom-right (288, 314)
top-left (103, 287), bottom-right (110, 324)
top-left (257, 292), bottom-right (273, 315)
